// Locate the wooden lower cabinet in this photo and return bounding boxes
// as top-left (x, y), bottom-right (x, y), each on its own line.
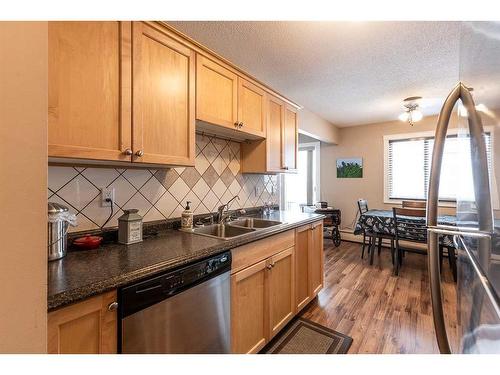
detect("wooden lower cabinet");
top-left (231, 221), bottom-right (323, 353)
top-left (295, 221), bottom-right (325, 312)
top-left (268, 247), bottom-right (295, 337)
top-left (47, 290), bottom-right (118, 354)
top-left (310, 222), bottom-right (325, 295)
top-left (231, 259), bottom-right (268, 354)
top-left (295, 224), bottom-right (312, 311)
top-left (231, 247), bottom-right (295, 354)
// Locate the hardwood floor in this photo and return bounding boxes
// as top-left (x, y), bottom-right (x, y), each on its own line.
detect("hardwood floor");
top-left (300, 240), bottom-right (459, 353)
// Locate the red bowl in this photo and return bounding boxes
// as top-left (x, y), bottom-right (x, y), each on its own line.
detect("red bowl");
top-left (73, 235), bottom-right (103, 250)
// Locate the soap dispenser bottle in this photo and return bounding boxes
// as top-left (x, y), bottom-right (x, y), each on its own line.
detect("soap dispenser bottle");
top-left (181, 201), bottom-right (193, 230)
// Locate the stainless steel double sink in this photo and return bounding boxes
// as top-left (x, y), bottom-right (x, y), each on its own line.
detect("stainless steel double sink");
top-left (188, 217), bottom-right (283, 240)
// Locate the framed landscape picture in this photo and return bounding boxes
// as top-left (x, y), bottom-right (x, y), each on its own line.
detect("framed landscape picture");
top-left (336, 158), bottom-right (363, 178)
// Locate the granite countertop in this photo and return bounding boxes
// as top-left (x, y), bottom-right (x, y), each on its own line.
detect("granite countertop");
top-left (48, 210), bottom-right (324, 311)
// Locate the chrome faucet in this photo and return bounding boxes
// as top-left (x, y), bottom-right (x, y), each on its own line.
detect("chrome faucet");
top-left (216, 195), bottom-right (240, 224)
top-left (263, 201), bottom-right (273, 216)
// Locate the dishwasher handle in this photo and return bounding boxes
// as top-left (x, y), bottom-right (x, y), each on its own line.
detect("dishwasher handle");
top-left (135, 283), bottom-right (163, 294)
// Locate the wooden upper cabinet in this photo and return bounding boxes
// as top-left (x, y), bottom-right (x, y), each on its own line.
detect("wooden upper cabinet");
top-left (48, 21), bottom-right (132, 161)
top-left (240, 93), bottom-right (299, 174)
top-left (48, 291), bottom-right (117, 354)
top-left (231, 260), bottom-right (268, 354)
top-left (132, 22), bottom-right (195, 166)
top-left (237, 78), bottom-right (266, 137)
top-left (283, 105), bottom-right (298, 171)
top-left (196, 55), bottom-right (238, 129)
top-left (266, 95), bottom-right (285, 172)
top-left (268, 247), bottom-right (295, 338)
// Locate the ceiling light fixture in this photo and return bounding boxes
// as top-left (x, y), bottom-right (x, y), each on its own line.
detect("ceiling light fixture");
top-left (399, 96), bottom-right (423, 126)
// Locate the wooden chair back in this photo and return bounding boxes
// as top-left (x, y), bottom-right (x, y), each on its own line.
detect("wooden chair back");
top-left (357, 199), bottom-right (369, 215)
top-left (392, 207), bottom-right (427, 244)
top-left (402, 200), bottom-right (427, 209)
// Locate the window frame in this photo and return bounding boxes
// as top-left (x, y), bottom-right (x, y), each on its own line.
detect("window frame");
top-left (280, 141), bottom-right (321, 210)
top-left (383, 126), bottom-right (498, 208)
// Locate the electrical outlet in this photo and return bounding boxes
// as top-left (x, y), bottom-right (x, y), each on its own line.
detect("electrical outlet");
top-left (101, 187), bottom-right (115, 207)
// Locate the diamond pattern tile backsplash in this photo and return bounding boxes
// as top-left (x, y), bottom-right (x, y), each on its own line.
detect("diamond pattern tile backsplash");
top-left (48, 134), bottom-right (280, 233)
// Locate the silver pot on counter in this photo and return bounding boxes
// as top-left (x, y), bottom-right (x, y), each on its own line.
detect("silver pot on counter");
top-left (47, 202), bottom-right (75, 261)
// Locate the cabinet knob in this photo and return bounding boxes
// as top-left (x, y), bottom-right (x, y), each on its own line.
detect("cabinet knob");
top-left (283, 166), bottom-right (289, 170)
top-left (135, 150), bottom-right (144, 157)
top-left (239, 122), bottom-right (244, 128)
top-left (108, 302), bottom-right (118, 311)
top-left (266, 264), bottom-right (273, 270)
top-left (234, 122), bottom-right (239, 128)
top-left (123, 148), bottom-right (133, 156)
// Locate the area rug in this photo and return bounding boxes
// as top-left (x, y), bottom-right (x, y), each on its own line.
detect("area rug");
top-left (262, 317), bottom-right (353, 354)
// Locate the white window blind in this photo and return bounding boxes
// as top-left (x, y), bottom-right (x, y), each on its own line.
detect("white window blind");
top-left (387, 133), bottom-right (492, 201)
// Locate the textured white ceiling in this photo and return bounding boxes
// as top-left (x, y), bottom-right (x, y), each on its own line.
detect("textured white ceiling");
top-left (167, 21), bottom-right (460, 127)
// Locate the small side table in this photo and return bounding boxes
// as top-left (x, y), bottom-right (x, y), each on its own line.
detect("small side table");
top-left (314, 208), bottom-right (341, 247)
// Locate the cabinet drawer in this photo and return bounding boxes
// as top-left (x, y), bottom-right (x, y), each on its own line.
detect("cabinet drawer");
top-left (231, 230), bottom-right (295, 274)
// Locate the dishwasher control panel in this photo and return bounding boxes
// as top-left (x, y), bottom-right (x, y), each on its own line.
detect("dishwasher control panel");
top-left (119, 251), bottom-right (231, 318)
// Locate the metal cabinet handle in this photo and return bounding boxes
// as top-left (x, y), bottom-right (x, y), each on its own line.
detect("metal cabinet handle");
top-left (108, 302), bottom-right (118, 311)
top-left (266, 264), bottom-right (273, 270)
top-left (135, 150), bottom-right (144, 157)
top-left (426, 82), bottom-right (493, 355)
top-left (123, 148), bottom-right (133, 156)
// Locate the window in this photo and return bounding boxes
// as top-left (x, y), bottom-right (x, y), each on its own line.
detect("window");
top-left (385, 130), bottom-right (494, 202)
top-left (281, 142), bottom-right (320, 211)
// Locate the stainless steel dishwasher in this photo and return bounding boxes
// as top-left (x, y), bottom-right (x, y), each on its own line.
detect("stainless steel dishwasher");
top-left (119, 251), bottom-right (231, 353)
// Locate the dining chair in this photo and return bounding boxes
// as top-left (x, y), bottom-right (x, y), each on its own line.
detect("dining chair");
top-left (358, 199), bottom-right (395, 265)
top-left (357, 199), bottom-right (372, 259)
top-left (402, 200), bottom-right (427, 209)
top-left (393, 207), bottom-right (457, 282)
top-left (440, 244), bottom-right (458, 282)
top-left (400, 202), bottom-right (426, 260)
top-left (392, 207), bottom-right (427, 275)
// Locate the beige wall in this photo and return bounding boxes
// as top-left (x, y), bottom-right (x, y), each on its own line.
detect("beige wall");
top-left (321, 114), bottom-right (500, 232)
top-left (0, 22), bottom-right (48, 353)
top-left (299, 108), bottom-right (340, 144)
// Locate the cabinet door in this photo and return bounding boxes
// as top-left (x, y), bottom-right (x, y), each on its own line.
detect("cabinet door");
top-left (266, 95), bottom-right (285, 172)
top-left (231, 259), bottom-right (268, 354)
top-left (268, 247), bottom-right (295, 338)
top-left (48, 21), bottom-right (132, 161)
top-left (283, 105), bottom-right (298, 171)
top-left (237, 78), bottom-right (266, 137)
top-left (196, 54), bottom-right (238, 129)
top-left (310, 221), bottom-right (324, 296)
top-left (295, 225), bottom-right (312, 311)
top-left (132, 22), bottom-right (195, 166)
top-left (47, 291), bottom-right (117, 354)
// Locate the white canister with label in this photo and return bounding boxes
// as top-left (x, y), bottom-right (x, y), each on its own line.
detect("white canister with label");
top-left (118, 209), bottom-right (143, 245)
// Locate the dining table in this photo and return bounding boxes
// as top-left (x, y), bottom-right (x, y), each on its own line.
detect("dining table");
top-left (355, 209), bottom-right (455, 245)
top-left (354, 209), bottom-right (500, 265)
